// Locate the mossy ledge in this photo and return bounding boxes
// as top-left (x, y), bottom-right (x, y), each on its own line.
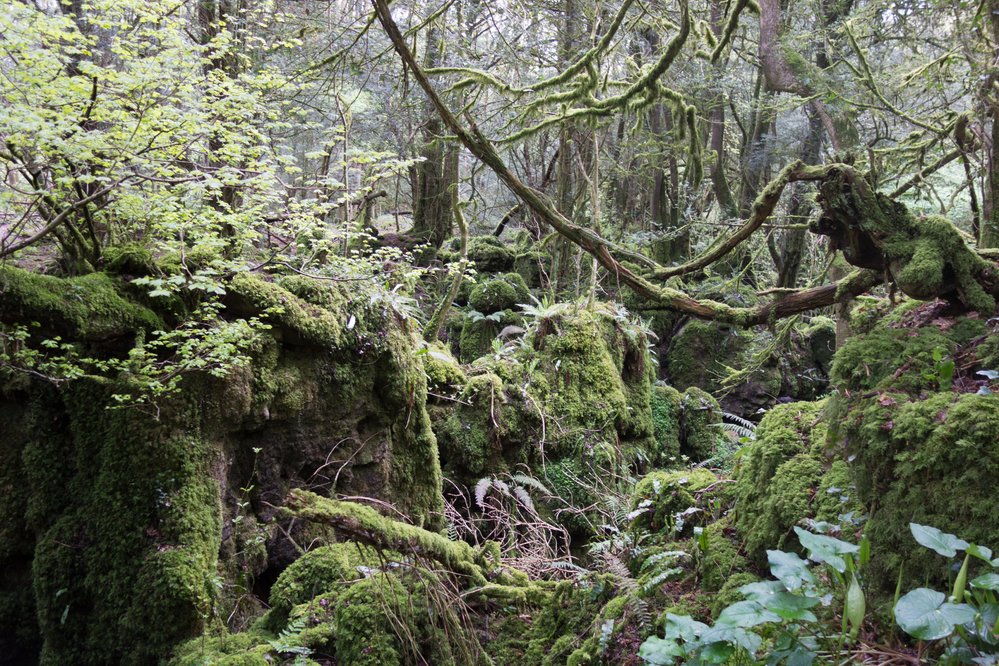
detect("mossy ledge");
top-left (0, 270), bottom-right (445, 663)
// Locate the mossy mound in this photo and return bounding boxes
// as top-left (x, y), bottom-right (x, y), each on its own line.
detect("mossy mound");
top-left (828, 305), bottom-right (999, 590)
top-left (468, 273), bottom-right (530, 314)
top-left (0, 271), bottom-right (445, 663)
top-left (629, 468), bottom-right (718, 534)
top-left (441, 235), bottom-right (516, 273)
top-left (732, 400), bottom-right (859, 561)
top-left (267, 542), bottom-right (378, 616)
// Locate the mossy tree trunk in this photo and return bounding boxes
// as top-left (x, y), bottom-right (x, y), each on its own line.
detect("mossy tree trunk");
top-left (410, 19), bottom-right (455, 250)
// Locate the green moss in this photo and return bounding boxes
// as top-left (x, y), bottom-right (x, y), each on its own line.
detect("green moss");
top-left (697, 520), bottom-right (747, 593)
top-left (469, 279), bottom-right (519, 314)
top-left (835, 390), bottom-right (999, 591)
top-left (678, 387), bottom-right (723, 462)
top-left (630, 469), bottom-right (717, 534)
top-left (665, 320), bottom-right (752, 394)
top-left (458, 315), bottom-right (502, 362)
top-left (650, 384), bottom-right (682, 464)
top-left (23, 377), bottom-right (222, 666)
top-left (710, 572), bottom-right (758, 618)
top-left (423, 342), bottom-right (467, 398)
top-left (733, 401), bottom-right (830, 560)
top-left (465, 236), bottom-right (516, 272)
top-left (269, 543), bottom-right (377, 614)
top-left (0, 265), bottom-right (162, 338)
top-left (103, 243), bottom-right (155, 276)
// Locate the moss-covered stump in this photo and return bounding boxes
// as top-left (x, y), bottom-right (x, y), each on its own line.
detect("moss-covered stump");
top-left (732, 400), bottom-right (859, 562)
top-left (827, 303), bottom-right (999, 590)
top-left (0, 268), bottom-right (445, 663)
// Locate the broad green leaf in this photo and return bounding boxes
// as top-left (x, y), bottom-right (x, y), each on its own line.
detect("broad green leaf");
top-left (715, 600), bottom-right (781, 628)
top-left (768, 550), bottom-right (817, 591)
top-left (909, 523), bottom-right (969, 558)
top-left (699, 625), bottom-right (762, 656)
top-left (894, 588), bottom-right (977, 640)
top-left (638, 636), bottom-right (682, 665)
top-left (966, 543), bottom-right (994, 564)
top-left (794, 527), bottom-right (859, 573)
top-left (739, 580), bottom-right (819, 621)
top-left (971, 573), bottom-right (999, 592)
top-left (663, 614), bottom-right (708, 643)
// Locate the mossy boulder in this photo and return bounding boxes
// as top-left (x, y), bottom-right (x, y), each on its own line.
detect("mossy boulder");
top-left (629, 468), bottom-right (718, 534)
top-left (732, 400), bottom-right (859, 561)
top-left (0, 271), bottom-right (445, 663)
top-left (268, 542), bottom-right (377, 615)
top-left (828, 306), bottom-right (999, 590)
top-left (468, 273), bottom-right (530, 314)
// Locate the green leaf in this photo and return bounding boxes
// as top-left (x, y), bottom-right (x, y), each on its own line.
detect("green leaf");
top-left (971, 573), bottom-right (999, 592)
top-left (909, 523), bottom-right (969, 558)
top-left (794, 527), bottom-right (859, 573)
top-left (894, 588), bottom-right (977, 641)
top-left (699, 625), bottom-right (762, 656)
top-left (715, 600), bottom-right (781, 628)
top-left (739, 580), bottom-right (819, 621)
top-left (966, 543), bottom-right (994, 564)
top-left (768, 550), bottom-right (817, 591)
top-left (638, 636), bottom-right (683, 665)
top-left (663, 614), bottom-right (708, 642)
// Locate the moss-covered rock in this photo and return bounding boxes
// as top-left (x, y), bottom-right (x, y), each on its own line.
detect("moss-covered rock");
top-left (268, 542), bottom-right (377, 615)
top-left (828, 308), bottom-right (999, 590)
top-left (629, 469), bottom-right (718, 534)
top-left (468, 273), bottom-right (530, 314)
top-left (678, 387), bottom-right (724, 463)
top-left (732, 400), bottom-right (859, 561)
top-left (650, 384), bottom-right (683, 464)
top-left (0, 272), bottom-right (445, 663)
top-left (696, 519), bottom-right (748, 593)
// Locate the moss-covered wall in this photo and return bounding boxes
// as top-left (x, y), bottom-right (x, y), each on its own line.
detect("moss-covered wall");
top-left (0, 267), bottom-right (444, 664)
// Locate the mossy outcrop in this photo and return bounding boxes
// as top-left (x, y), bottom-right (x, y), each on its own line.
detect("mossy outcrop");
top-left (827, 303), bottom-right (999, 590)
top-left (732, 400), bottom-right (859, 562)
top-left (0, 269), bottom-right (444, 664)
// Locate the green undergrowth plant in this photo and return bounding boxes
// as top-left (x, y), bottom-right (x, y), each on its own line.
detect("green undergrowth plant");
top-left (639, 521), bottom-right (999, 665)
